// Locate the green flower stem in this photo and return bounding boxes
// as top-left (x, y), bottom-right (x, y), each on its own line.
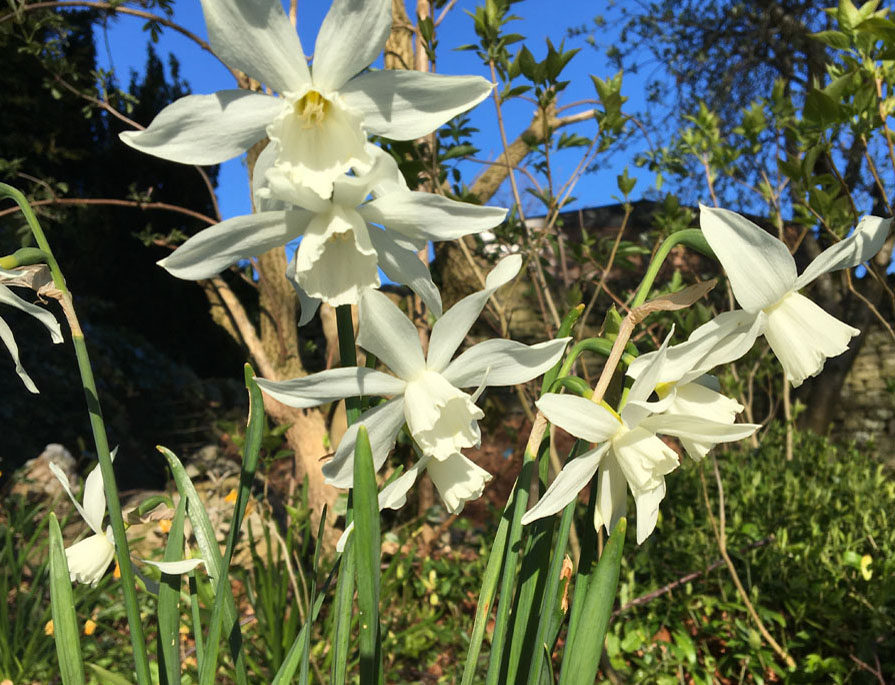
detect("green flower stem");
top-left (336, 304), bottom-right (361, 424)
top-left (0, 183), bottom-right (151, 685)
top-left (331, 302), bottom-right (360, 684)
top-left (631, 228), bottom-right (715, 309)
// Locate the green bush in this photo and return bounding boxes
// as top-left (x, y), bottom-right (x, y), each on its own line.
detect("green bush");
top-left (606, 424), bottom-right (894, 683)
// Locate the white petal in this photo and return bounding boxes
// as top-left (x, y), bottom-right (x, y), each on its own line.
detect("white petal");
top-left (403, 370), bottom-right (483, 461)
top-left (368, 227), bottom-right (443, 317)
top-left (322, 398), bottom-right (406, 488)
top-left (427, 453), bottom-right (492, 514)
top-left (535, 394), bottom-right (620, 444)
top-left (763, 291), bottom-right (859, 387)
top-left (521, 444), bottom-right (609, 525)
top-left (666, 380), bottom-right (744, 425)
top-left (639, 413), bottom-right (758, 447)
top-left (66, 530), bottom-right (115, 586)
top-left (795, 215), bottom-right (893, 290)
top-left (80, 461), bottom-right (108, 537)
top-left (341, 70), bottom-right (494, 140)
top-left (700, 205), bottom-right (797, 313)
top-left (48, 461), bottom-right (101, 536)
top-left (141, 558), bottom-right (205, 574)
top-left (312, 0), bottom-right (391, 93)
top-left (443, 338), bottom-right (570, 389)
top-left (293, 206), bottom-right (380, 306)
top-left (285, 260), bottom-right (322, 327)
top-left (255, 367), bottom-right (405, 408)
top-left (611, 427), bottom-right (679, 494)
top-left (594, 455), bottom-right (628, 535)
top-left (627, 310), bottom-right (762, 384)
top-left (0, 283), bottom-right (63, 344)
top-left (199, 0), bottom-right (310, 93)
top-left (426, 254), bottom-right (521, 372)
top-left (158, 210), bottom-right (310, 281)
top-left (120, 91), bottom-right (285, 165)
top-left (625, 329), bottom-right (674, 407)
top-left (356, 289), bottom-right (426, 381)
top-left (360, 192), bottom-right (507, 242)
top-left (0, 316), bottom-right (37, 392)
top-left (633, 481), bottom-right (666, 544)
top-left (267, 92), bottom-right (370, 200)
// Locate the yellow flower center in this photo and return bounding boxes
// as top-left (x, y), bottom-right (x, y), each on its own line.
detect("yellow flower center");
top-left (294, 90), bottom-right (331, 128)
top-left (654, 381), bottom-right (674, 399)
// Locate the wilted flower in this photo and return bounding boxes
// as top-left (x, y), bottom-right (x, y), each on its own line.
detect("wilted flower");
top-left (256, 255), bottom-right (570, 516)
top-left (121, 0), bottom-right (493, 199)
top-left (0, 272), bottom-right (63, 393)
top-left (699, 206), bottom-right (892, 387)
top-left (523, 332), bottom-right (758, 543)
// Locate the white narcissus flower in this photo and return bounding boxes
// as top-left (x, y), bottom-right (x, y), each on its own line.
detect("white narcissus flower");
top-left (522, 332), bottom-right (759, 544)
top-left (120, 0), bottom-right (493, 199)
top-left (626, 310), bottom-right (765, 461)
top-left (700, 206), bottom-right (892, 387)
top-left (158, 145), bottom-right (506, 319)
top-left (49, 458), bottom-right (203, 586)
top-left (256, 255), bottom-right (571, 516)
top-left (0, 271), bottom-right (63, 393)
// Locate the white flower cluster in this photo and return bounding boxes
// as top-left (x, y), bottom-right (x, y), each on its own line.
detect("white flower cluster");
top-left (115, 0), bottom-right (893, 546)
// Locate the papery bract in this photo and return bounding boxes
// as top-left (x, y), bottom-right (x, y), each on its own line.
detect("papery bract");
top-left (0, 272), bottom-right (63, 393)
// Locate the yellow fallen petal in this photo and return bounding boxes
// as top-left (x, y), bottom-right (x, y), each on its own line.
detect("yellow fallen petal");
top-left (158, 519), bottom-right (172, 534)
top-left (113, 561), bottom-right (121, 579)
top-left (84, 619), bottom-right (97, 636)
top-left (44, 619), bottom-right (54, 636)
top-left (224, 489), bottom-right (238, 504)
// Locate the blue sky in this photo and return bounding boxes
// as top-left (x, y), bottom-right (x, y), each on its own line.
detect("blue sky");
top-left (93, 0), bottom-right (657, 222)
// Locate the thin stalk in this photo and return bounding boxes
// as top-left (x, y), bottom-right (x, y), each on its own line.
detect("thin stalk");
top-left (630, 229), bottom-right (715, 309)
top-left (0, 183), bottom-right (151, 685)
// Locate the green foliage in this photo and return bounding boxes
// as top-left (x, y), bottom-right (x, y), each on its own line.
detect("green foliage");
top-left (606, 426), bottom-right (895, 682)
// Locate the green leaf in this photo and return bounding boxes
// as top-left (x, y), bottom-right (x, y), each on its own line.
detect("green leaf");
top-left (157, 496), bottom-right (187, 685)
top-left (616, 167), bottom-right (637, 196)
top-left (353, 426), bottom-right (383, 684)
top-left (48, 513), bottom-right (85, 685)
top-left (559, 518), bottom-right (627, 685)
top-left (158, 445), bottom-right (247, 685)
top-left (85, 663), bottom-right (134, 685)
top-left (810, 30), bottom-right (851, 50)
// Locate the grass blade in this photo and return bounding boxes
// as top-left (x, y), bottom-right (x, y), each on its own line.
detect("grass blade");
top-left (48, 512), bottom-right (85, 685)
